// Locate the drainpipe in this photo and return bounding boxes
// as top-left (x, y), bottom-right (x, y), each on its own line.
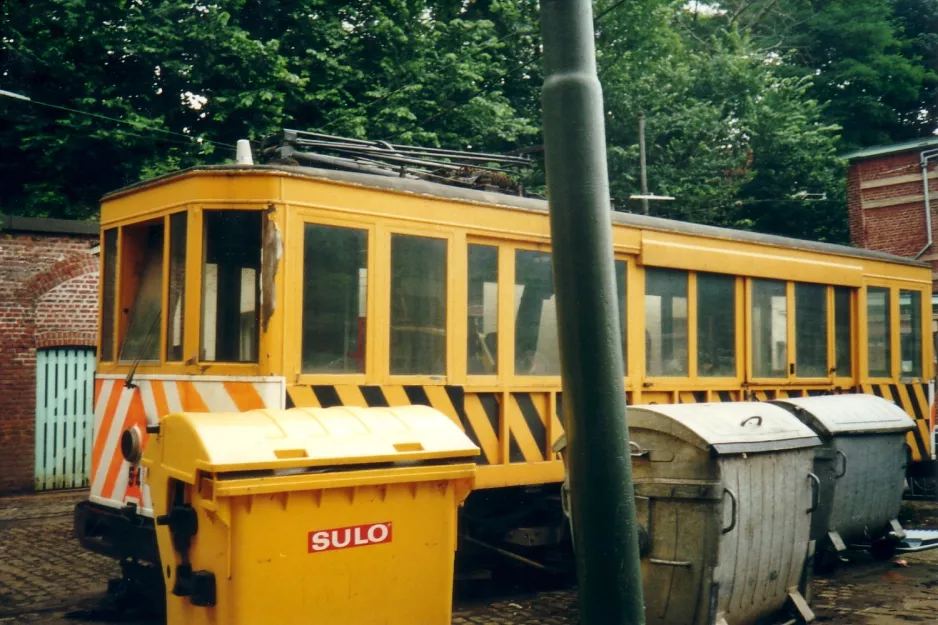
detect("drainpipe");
top-left (914, 148), bottom-right (938, 260)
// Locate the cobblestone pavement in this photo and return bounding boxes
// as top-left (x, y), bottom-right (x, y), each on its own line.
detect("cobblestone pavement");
top-left (2, 491), bottom-right (936, 624)
top-left (0, 491), bottom-right (121, 624)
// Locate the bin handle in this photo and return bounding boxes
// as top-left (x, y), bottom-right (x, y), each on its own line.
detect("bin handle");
top-left (807, 472), bottom-right (820, 514)
top-left (834, 450), bottom-right (847, 479)
top-left (721, 488), bottom-right (738, 534)
top-left (629, 441), bottom-right (649, 458)
top-left (740, 416), bottom-right (763, 427)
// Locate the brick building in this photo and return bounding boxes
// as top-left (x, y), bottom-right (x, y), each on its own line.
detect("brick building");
top-left (845, 137), bottom-right (938, 293)
top-left (0, 214), bottom-right (99, 494)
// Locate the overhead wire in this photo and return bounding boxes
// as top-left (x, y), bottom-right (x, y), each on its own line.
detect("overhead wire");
top-left (0, 89), bottom-right (236, 150)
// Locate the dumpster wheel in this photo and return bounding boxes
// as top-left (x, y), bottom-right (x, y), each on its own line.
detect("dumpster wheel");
top-left (870, 538), bottom-right (899, 561)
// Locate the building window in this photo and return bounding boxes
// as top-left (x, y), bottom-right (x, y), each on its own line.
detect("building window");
top-left (615, 260), bottom-right (627, 372)
top-left (514, 250), bottom-right (560, 376)
top-left (698, 273), bottom-right (735, 377)
top-left (200, 210), bottom-right (261, 363)
top-left (166, 212), bottom-right (187, 362)
top-left (900, 290), bottom-right (922, 378)
top-left (390, 234), bottom-right (447, 375)
top-left (119, 222), bottom-right (164, 363)
top-left (100, 229), bottom-right (118, 361)
top-left (833, 287), bottom-right (852, 377)
top-left (468, 245), bottom-right (498, 375)
top-left (645, 268), bottom-right (688, 377)
top-left (867, 287), bottom-right (891, 377)
top-left (752, 279), bottom-right (788, 378)
top-left (302, 224), bottom-right (368, 374)
top-left (795, 283), bottom-right (828, 378)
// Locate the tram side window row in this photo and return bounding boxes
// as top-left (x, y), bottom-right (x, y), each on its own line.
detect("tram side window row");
top-left (97, 217), bottom-right (927, 384)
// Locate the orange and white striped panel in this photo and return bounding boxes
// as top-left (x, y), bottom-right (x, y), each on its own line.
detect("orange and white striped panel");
top-left (90, 374), bottom-right (285, 517)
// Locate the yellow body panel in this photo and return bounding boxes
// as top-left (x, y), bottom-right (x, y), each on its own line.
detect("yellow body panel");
top-left (100, 166), bottom-right (936, 490)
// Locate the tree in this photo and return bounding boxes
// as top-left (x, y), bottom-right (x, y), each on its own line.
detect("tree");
top-left (0, 0), bottom-right (541, 219)
top-left (680, 0), bottom-right (938, 148)
top-left (600, 20), bottom-right (847, 241)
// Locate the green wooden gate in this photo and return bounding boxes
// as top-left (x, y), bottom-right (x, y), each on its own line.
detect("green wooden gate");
top-left (34, 348), bottom-right (95, 491)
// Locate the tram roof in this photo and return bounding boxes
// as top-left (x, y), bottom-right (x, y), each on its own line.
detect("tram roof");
top-left (104, 164), bottom-right (928, 269)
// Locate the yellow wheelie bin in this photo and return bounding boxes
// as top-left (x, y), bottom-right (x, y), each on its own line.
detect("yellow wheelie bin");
top-left (142, 405), bottom-right (478, 625)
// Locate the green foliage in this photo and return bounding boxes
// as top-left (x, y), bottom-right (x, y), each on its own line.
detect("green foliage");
top-left (684, 0), bottom-right (938, 148)
top-left (0, 0), bottom-right (934, 247)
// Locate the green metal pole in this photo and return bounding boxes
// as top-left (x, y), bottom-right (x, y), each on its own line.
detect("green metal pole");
top-left (538, 1), bottom-right (646, 624)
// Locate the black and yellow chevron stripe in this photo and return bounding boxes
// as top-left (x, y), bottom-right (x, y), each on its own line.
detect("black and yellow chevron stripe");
top-left (287, 381), bottom-right (933, 468)
top-left (286, 385), bottom-right (556, 466)
top-left (857, 383), bottom-right (932, 463)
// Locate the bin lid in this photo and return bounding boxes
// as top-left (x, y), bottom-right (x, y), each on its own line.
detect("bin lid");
top-left (628, 402), bottom-right (820, 455)
top-left (771, 394), bottom-right (916, 436)
top-left (147, 405), bottom-right (479, 482)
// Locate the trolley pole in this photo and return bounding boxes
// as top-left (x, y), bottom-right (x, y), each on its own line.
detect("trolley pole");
top-left (539, 2), bottom-right (646, 624)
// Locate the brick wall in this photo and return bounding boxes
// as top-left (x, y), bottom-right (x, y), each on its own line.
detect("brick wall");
top-left (0, 230), bottom-right (99, 494)
top-left (847, 149), bottom-right (938, 289)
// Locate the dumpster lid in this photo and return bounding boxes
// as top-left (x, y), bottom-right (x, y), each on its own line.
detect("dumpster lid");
top-left (627, 402), bottom-right (821, 455)
top-left (148, 405), bottom-right (479, 481)
top-left (771, 394), bottom-right (916, 436)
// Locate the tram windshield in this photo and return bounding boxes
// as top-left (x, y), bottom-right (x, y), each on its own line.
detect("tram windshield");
top-left (118, 221), bottom-right (164, 363)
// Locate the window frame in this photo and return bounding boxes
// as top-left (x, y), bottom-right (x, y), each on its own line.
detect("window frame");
top-left (196, 207), bottom-right (264, 367)
top-left (642, 266), bottom-right (691, 381)
top-left (465, 238), bottom-right (503, 385)
top-left (163, 209), bottom-right (188, 363)
top-left (694, 271), bottom-right (742, 383)
top-left (292, 211), bottom-right (377, 386)
top-left (116, 217), bottom-right (165, 366)
top-left (899, 287), bottom-right (927, 381)
top-left (504, 241), bottom-right (562, 387)
top-left (831, 286), bottom-right (856, 385)
top-left (746, 277), bottom-right (792, 384)
top-left (381, 224), bottom-right (455, 385)
top-left (792, 282), bottom-right (832, 383)
top-left (863, 282), bottom-right (895, 381)
top-left (98, 227), bottom-right (121, 364)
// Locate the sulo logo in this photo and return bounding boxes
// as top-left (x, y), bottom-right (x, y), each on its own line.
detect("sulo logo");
top-left (308, 522), bottom-right (393, 553)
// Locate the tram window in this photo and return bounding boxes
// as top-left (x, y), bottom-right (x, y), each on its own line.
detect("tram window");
top-left (515, 250), bottom-right (560, 376)
top-left (118, 222), bottom-right (164, 363)
top-left (645, 268), bottom-right (688, 377)
top-left (900, 290), bottom-right (922, 377)
top-left (615, 260), bottom-right (627, 372)
top-left (166, 212), bottom-right (187, 362)
top-left (390, 234), bottom-right (447, 375)
top-left (834, 287), bottom-right (852, 377)
top-left (200, 210), bottom-right (261, 363)
top-left (867, 287), bottom-right (891, 377)
top-left (795, 283), bottom-right (828, 377)
top-left (751, 279), bottom-right (787, 378)
top-left (100, 229), bottom-right (118, 361)
top-left (697, 273), bottom-right (735, 377)
top-left (468, 245), bottom-right (498, 375)
top-left (301, 224), bottom-right (368, 374)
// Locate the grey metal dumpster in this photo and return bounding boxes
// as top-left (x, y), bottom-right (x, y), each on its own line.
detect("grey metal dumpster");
top-left (772, 395), bottom-right (915, 564)
top-left (554, 402), bottom-right (821, 625)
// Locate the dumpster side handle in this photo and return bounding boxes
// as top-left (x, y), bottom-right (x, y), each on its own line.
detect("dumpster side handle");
top-left (806, 473), bottom-right (821, 513)
top-left (834, 450), bottom-right (847, 479)
top-left (721, 488), bottom-right (738, 534)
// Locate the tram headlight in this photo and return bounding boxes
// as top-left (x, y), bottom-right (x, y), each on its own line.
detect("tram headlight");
top-left (120, 426), bottom-right (144, 463)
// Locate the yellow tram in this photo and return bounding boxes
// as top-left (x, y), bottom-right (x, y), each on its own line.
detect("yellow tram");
top-left (76, 158), bottom-right (936, 569)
